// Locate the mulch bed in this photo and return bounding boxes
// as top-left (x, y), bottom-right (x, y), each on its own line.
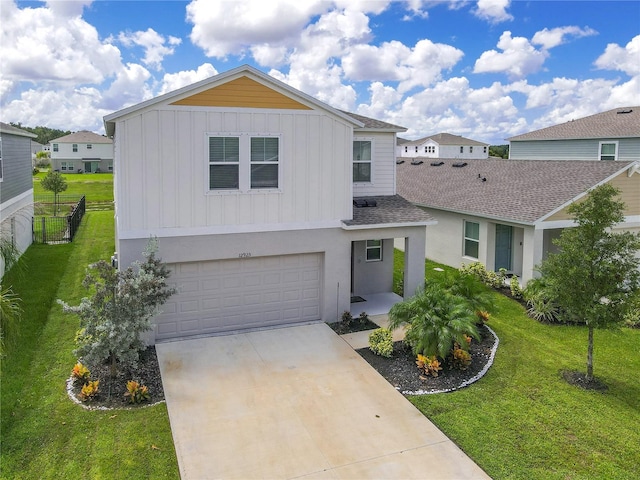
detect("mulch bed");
top-left (328, 316), bottom-right (379, 335)
top-left (68, 347), bottom-right (164, 409)
top-left (356, 324), bottom-right (498, 394)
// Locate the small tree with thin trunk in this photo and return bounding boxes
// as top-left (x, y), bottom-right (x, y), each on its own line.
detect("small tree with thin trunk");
top-left (538, 184), bottom-right (640, 383)
top-left (59, 238), bottom-right (176, 377)
top-left (40, 171), bottom-right (67, 215)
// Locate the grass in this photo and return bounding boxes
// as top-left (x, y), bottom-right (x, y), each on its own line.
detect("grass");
top-left (0, 211), bottom-right (179, 479)
top-left (394, 251), bottom-right (640, 479)
top-left (33, 171), bottom-right (114, 208)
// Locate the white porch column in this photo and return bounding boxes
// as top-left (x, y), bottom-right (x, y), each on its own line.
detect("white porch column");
top-left (403, 227), bottom-right (427, 299)
top-left (521, 225), bottom-right (544, 284)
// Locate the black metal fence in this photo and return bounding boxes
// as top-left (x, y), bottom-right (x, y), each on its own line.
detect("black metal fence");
top-left (33, 195), bottom-right (86, 244)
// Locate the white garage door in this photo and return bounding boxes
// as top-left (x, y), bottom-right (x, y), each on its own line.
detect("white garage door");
top-left (155, 253), bottom-right (322, 340)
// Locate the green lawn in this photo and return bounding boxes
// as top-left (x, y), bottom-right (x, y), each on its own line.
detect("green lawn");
top-left (398, 251), bottom-right (640, 479)
top-left (0, 211), bottom-right (179, 479)
top-left (33, 172), bottom-right (114, 207)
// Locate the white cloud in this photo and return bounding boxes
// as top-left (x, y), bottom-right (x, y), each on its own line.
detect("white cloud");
top-left (45, 0), bottom-right (93, 18)
top-left (474, 0), bottom-right (513, 24)
top-left (532, 26), bottom-right (598, 50)
top-left (0, 0), bottom-right (122, 85)
top-left (594, 35), bottom-right (640, 76)
top-left (474, 31), bottom-right (547, 79)
top-left (186, 0), bottom-right (329, 58)
top-left (101, 63), bottom-right (153, 110)
top-left (118, 28), bottom-right (182, 70)
top-left (159, 63), bottom-right (218, 95)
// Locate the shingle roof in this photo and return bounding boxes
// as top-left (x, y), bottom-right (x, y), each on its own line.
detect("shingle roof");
top-left (508, 107), bottom-right (640, 141)
top-left (51, 130), bottom-right (113, 144)
top-left (396, 158), bottom-right (635, 224)
top-left (343, 195), bottom-right (436, 227)
top-left (402, 133), bottom-right (488, 147)
top-left (340, 111), bottom-right (407, 132)
top-left (0, 122), bottom-right (37, 138)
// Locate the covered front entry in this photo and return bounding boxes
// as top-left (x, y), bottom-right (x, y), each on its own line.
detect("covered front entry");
top-left (495, 224), bottom-right (513, 271)
top-left (155, 253), bottom-right (322, 341)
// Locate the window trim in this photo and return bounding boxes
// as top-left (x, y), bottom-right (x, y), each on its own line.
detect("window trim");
top-left (72, 143), bottom-right (78, 152)
top-left (598, 141), bottom-right (618, 161)
top-left (206, 133), bottom-right (281, 193)
top-left (53, 143), bottom-right (58, 152)
top-left (87, 144), bottom-right (92, 150)
top-left (366, 239), bottom-right (383, 262)
top-left (463, 220), bottom-right (480, 259)
top-left (353, 137), bottom-right (373, 184)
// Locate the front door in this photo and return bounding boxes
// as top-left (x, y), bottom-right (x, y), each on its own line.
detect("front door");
top-left (84, 161), bottom-right (93, 173)
top-left (495, 224), bottom-right (512, 271)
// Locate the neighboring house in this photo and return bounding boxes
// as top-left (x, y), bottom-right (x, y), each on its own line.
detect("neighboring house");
top-left (0, 122), bottom-right (36, 276)
top-left (104, 65), bottom-right (433, 344)
top-left (396, 133), bottom-right (489, 159)
top-left (508, 106), bottom-right (640, 161)
top-left (49, 130), bottom-right (113, 173)
top-left (396, 158), bottom-right (640, 284)
top-left (31, 141), bottom-right (44, 166)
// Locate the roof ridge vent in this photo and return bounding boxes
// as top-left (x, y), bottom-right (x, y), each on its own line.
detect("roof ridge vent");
top-left (452, 161), bottom-right (468, 168)
top-left (411, 159), bottom-right (424, 165)
top-left (430, 161), bottom-right (445, 166)
top-left (396, 159), bottom-right (405, 164)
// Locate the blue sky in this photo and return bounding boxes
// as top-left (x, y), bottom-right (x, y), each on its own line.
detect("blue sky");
top-left (1, 0), bottom-right (638, 144)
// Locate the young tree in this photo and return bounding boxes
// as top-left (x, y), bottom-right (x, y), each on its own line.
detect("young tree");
top-left (538, 184), bottom-right (640, 382)
top-left (59, 239), bottom-right (176, 377)
top-left (40, 171), bottom-right (68, 215)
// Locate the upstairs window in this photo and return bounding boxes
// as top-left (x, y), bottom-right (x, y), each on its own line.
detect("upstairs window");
top-left (53, 143), bottom-right (58, 152)
top-left (470, 146), bottom-right (474, 153)
top-left (72, 144), bottom-right (78, 152)
top-left (209, 136), bottom-right (240, 190)
top-left (250, 137), bottom-right (279, 189)
top-left (460, 146), bottom-right (464, 153)
top-left (463, 221), bottom-right (480, 259)
top-left (483, 146), bottom-right (487, 153)
top-left (208, 134), bottom-right (280, 191)
top-left (87, 144), bottom-right (92, 150)
top-left (353, 140), bottom-right (372, 183)
top-left (599, 141), bottom-right (618, 161)
top-left (404, 146), bottom-right (408, 152)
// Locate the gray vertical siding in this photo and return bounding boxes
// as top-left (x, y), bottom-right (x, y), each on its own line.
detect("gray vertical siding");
top-left (510, 137), bottom-right (640, 161)
top-left (1, 133), bottom-right (33, 204)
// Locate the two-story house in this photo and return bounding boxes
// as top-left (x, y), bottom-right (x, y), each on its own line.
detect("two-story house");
top-left (104, 65), bottom-right (434, 344)
top-left (396, 133), bottom-right (489, 159)
top-left (1, 122), bottom-right (36, 275)
top-left (50, 130), bottom-right (113, 173)
top-left (507, 106), bottom-right (640, 161)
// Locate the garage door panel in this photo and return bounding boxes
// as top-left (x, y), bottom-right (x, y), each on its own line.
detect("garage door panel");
top-left (155, 253), bottom-right (323, 340)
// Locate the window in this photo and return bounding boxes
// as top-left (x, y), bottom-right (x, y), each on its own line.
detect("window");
top-left (53, 143), bottom-right (58, 152)
top-left (415, 146), bottom-right (418, 153)
top-left (353, 140), bottom-right (372, 183)
top-left (208, 134), bottom-right (280, 191)
top-left (404, 146), bottom-right (408, 153)
top-left (599, 141), bottom-right (618, 161)
top-left (108, 163), bottom-right (113, 171)
top-left (366, 240), bottom-right (382, 261)
top-left (209, 136), bottom-right (239, 190)
top-left (61, 162), bottom-right (73, 171)
top-left (87, 144), bottom-right (92, 150)
top-left (470, 146), bottom-right (473, 153)
top-left (483, 146), bottom-right (487, 153)
top-left (61, 162), bottom-right (67, 171)
top-left (72, 144), bottom-right (78, 152)
top-left (463, 221), bottom-right (480, 259)
top-left (250, 137), bottom-right (279, 189)
top-left (460, 146), bottom-right (464, 153)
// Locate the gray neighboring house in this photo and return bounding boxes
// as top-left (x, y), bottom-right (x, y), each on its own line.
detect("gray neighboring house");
top-left (508, 106), bottom-right (640, 161)
top-left (396, 158), bottom-right (640, 284)
top-left (50, 130), bottom-right (113, 173)
top-left (1, 122), bottom-right (36, 276)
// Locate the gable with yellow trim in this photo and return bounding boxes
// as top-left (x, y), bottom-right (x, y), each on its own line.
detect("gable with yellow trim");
top-left (171, 76), bottom-right (312, 110)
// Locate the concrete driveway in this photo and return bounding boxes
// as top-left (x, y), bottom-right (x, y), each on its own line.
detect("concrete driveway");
top-left (157, 323), bottom-right (490, 479)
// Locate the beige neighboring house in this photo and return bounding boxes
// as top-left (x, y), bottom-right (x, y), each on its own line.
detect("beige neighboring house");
top-left (396, 158), bottom-right (640, 284)
top-left (508, 106), bottom-right (640, 161)
top-left (104, 65), bottom-right (434, 344)
top-left (396, 133), bottom-right (489, 159)
top-left (50, 130), bottom-right (113, 173)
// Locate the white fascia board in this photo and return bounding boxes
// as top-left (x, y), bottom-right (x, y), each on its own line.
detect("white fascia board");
top-left (104, 64), bottom-right (363, 136)
top-left (341, 220), bottom-right (437, 231)
top-left (117, 219), bottom-right (344, 240)
top-left (537, 215), bottom-right (640, 230)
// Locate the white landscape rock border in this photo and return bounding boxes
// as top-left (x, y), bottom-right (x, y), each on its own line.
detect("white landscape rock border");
top-left (66, 376), bottom-right (165, 411)
top-left (401, 325), bottom-right (500, 395)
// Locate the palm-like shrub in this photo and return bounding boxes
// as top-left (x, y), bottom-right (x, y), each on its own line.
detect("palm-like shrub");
top-left (388, 283), bottom-right (479, 359)
top-left (432, 270), bottom-right (493, 314)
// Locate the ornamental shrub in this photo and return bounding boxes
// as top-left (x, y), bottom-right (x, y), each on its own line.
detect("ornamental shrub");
top-left (368, 328), bottom-right (393, 358)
